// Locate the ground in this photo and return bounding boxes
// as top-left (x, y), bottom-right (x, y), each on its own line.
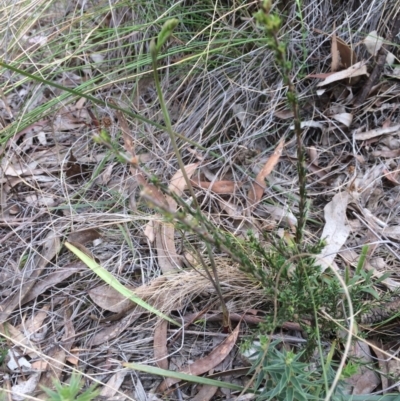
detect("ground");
top-left (1, 0), bottom-right (400, 399)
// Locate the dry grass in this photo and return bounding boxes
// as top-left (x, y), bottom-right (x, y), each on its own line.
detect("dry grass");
top-left (1, 0), bottom-right (400, 399)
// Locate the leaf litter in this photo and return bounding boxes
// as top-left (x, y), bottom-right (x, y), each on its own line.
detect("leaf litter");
top-left (157, 323), bottom-right (241, 393)
top-left (2, 0), bottom-right (400, 399)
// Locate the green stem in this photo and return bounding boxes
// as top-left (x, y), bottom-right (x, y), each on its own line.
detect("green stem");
top-left (150, 37), bottom-right (199, 210)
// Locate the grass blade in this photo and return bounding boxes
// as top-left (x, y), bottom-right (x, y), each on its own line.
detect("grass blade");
top-left (123, 362), bottom-right (246, 391)
top-left (65, 242), bottom-right (180, 327)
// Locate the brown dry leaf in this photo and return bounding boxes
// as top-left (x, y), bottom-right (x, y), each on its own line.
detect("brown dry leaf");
top-left (66, 354), bottom-right (79, 365)
top-left (192, 385), bottom-right (219, 401)
top-left (68, 228), bottom-right (101, 244)
top-left (31, 360), bottom-right (48, 371)
top-left (317, 61), bottom-right (368, 87)
top-left (67, 228), bottom-right (101, 260)
top-left (192, 179), bottom-right (241, 194)
top-left (23, 263), bottom-right (84, 304)
top-left (169, 163), bottom-right (199, 196)
top-left (139, 178), bottom-right (169, 209)
top-left (307, 146), bottom-right (319, 165)
top-left (144, 220), bottom-right (156, 243)
top-left (248, 139), bottom-right (284, 206)
top-left (354, 124), bottom-right (400, 140)
top-left (372, 149), bottom-right (400, 157)
top-left (274, 109), bottom-right (294, 119)
top-left (67, 241), bottom-right (96, 260)
top-left (343, 340), bottom-right (380, 394)
top-left (152, 164), bottom-right (199, 273)
top-left (383, 168), bottom-right (400, 185)
top-left (157, 323), bottom-right (240, 392)
top-left (90, 310), bottom-right (142, 346)
top-left (167, 163), bottom-right (199, 211)
top-left (65, 230), bottom-right (101, 261)
top-left (369, 340), bottom-right (389, 392)
top-left (154, 320), bottom-right (169, 370)
top-left (75, 97), bottom-right (87, 109)
top-left (66, 152), bottom-right (90, 180)
top-left (0, 231), bottom-right (61, 324)
top-left (331, 30), bottom-right (340, 71)
top-left (155, 221), bottom-right (182, 272)
top-left (307, 163), bottom-right (330, 179)
top-left (99, 370), bottom-right (129, 397)
top-left (336, 36), bottom-right (357, 68)
top-left (38, 346), bottom-right (66, 390)
top-left (89, 284), bottom-right (137, 313)
top-left (316, 192), bottom-right (351, 272)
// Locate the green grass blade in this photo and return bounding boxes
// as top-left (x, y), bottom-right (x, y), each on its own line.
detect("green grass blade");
top-left (123, 362), bottom-right (246, 391)
top-left (65, 242), bottom-right (180, 327)
top-left (356, 244), bottom-right (369, 275)
top-left (349, 396), bottom-right (400, 401)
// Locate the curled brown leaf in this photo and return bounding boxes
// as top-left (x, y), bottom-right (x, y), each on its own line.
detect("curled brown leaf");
top-left (248, 139), bottom-right (284, 207)
top-left (157, 323), bottom-right (241, 392)
top-left (192, 179), bottom-right (242, 194)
